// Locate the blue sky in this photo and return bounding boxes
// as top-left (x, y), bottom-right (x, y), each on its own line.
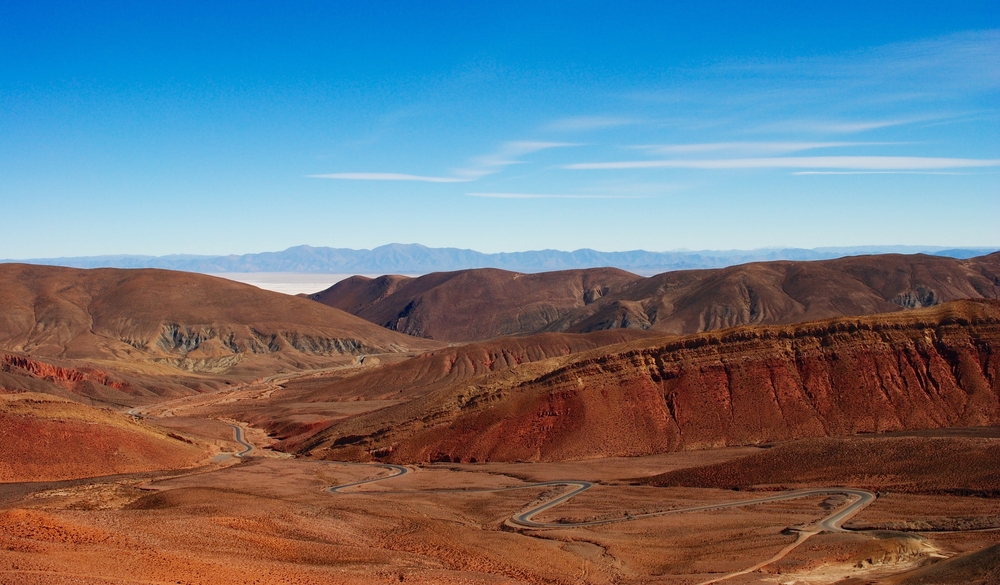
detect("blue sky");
top-left (2, 1), bottom-right (998, 257)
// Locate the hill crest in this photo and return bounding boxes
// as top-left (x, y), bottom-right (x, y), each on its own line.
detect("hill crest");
top-left (0, 264), bottom-right (439, 380)
top-left (301, 299), bottom-right (1000, 463)
top-left (311, 253), bottom-right (1000, 342)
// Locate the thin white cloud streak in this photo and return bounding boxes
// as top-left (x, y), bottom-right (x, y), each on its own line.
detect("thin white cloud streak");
top-left (717, 30), bottom-right (1000, 96)
top-left (453, 141), bottom-right (579, 179)
top-left (623, 30), bottom-right (1000, 133)
top-left (633, 141), bottom-right (899, 155)
top-left (514, 140), bottom-right (579, 150)
top-left (467, 192), bottom-right (647, 199)
top-left (758, 116), bottom-right (948, 134)
top-left (793, 171), bottom-right (968, 175)
top-left (308, 173), bottom-right (472, 183)
top-left (310, 141), bottom-right (579, 184)
top-left (546, 116), bottom-right (640, 131)
top-left (564, 157), bottom-right (1000, 171)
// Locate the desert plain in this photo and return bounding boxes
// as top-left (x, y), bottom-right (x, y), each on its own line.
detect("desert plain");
top-left (3, 254), bottom-right (1000, 584)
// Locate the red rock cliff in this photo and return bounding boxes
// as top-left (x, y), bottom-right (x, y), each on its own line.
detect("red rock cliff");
top-left (308, 300), bottom-right (1000, 463)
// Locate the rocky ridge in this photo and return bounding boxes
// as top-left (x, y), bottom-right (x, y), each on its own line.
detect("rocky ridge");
top-left (311, 253), bottom-right (1000, 342)
top-left (0, 263), bottom-right (439, 378)
top-left (302, 300), bottom-right (1000, 463)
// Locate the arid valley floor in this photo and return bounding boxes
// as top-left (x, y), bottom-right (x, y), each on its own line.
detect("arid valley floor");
top-left (3, 254), bottom-right (1000, 584)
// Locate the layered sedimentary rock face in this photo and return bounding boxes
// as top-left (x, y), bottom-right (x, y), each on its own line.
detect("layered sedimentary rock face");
top-left (0, 264), bottom-right (440, 377)
top-left (304, 300), bottom-right (1000, 463)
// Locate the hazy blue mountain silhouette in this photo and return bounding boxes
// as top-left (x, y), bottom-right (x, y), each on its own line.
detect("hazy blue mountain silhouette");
top-left (8, 243), bottom-right (997, 274)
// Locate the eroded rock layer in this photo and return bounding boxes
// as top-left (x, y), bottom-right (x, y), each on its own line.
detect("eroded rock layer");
top-left (311, 253), bottom-right (1000, 342)
top-left (306, 300), bottom-right (1000, 463)
top-left (0, 263), bottom-right (439, 378)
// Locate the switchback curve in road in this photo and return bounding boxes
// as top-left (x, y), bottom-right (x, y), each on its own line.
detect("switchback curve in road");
top-left (323, 461), bottom-right (874, 531)
top-left (325, 462), bottom-right (874, 582)
top-left (230, 425), bottom-right (254, 457)
top-left (326, 462), bottom-right (409, 492)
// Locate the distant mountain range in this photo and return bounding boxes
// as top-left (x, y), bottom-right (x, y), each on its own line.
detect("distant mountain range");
top-left (5, 243), bottom-right (998, 275)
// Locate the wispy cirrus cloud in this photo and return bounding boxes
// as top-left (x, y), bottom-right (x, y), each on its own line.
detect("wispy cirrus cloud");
top-left (309, 141), bottom-right (579, 183)
top-left (466, 141), bottom-right (578, 168)
top-left (718, 30), bottom-right (1000, 101)
top-left (308, 173), bottom-right (472, 183)
top-left (632, 141), bottom-right (899, 156)
top-left (564, 156), bottom-right (1000, 171)
top-left (756, 116), bottom-right (951, 134)
top-left (792, 171), bottom-right (969, 175)
top-left (546, 116), bottom-right (641, 132)
top-left (620, 30), bottom-right (1000, 138)
top-left (467, 192), bottom-right (647, 199)
top-left (452, 140), bottom-right (579, 179)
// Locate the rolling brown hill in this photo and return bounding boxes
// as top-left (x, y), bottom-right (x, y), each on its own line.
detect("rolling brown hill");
top-left (312, 253), bottom-right (1000, 342)
top-left (640, 433), bottom-right (1000, 495)
top-left (545, 252), bottom-right (1000, 335)
top-left (288, 329), bottom-right (665, 403)
top-left (300, 299), bottom-right (1000, 463)
top-left (0, 264), bottom-right (439, 381)
top-left (222, 328), bottom-right (667, 451)
top-left (308, 267), bottom-right (641, 342)
top-left (0, 392), bottom-right (209, 482)
top-left (0, 352), bottom-right (232, 407)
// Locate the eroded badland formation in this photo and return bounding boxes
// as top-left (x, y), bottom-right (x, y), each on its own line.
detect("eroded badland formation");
top-left (2, 253), bottom-right (1000, 584)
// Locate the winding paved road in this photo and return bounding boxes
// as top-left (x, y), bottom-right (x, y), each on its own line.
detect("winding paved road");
top-left (230, 425), bottom-right (254, 457)
top-left (326, 462), bottom-right (874, 582)
top-left (513, 485), bottom-right (873, 530)
top-left (133, 409), bottom-right (876, 581)
top-left (324, 463), bottom-right (874, 531)
top-left (326, 462), bottom-right (409, 492)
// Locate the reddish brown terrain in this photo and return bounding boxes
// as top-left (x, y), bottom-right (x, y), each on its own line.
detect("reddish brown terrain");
top-left (0, 393), bottom-right (208, 482)
top-left (214, 329), bottom-right (665, 451)
top-left (0, 351), bottom-right (237, 407)
top-left (0, 264), bottom-right (438, 390)
top-left (313, 253), bottom-right (1000, 341)
top-left (305, 299), bottom-right (1000, 463)
top-left (548, 252), bottom-right (1000, 334)
top-left (310, 267), bottom-right (640, 342)
top-left (642, 432), bottom-right (1000, 496)
top-left (3, 259), bottom-right (1000, 584)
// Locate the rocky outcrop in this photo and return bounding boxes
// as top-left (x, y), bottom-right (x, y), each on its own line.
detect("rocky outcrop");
top-left (304, 300), bottom-right (1000, 463)
top-left (310, 253), bottom-right (1000, 342)
top-left (257, 329), bottom-right (662, 452)
top-left (154, 324), bottom-right (370, 357)
top-left (0, 264), bottom-right (439, 375)
top-left (1, 354), bottom-right (136, 395)
top-left (544, 252), bottom-right (1000, 335)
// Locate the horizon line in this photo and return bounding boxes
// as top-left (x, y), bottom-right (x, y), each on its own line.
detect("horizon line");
top-left (5, 242), bottom-right (999, 263)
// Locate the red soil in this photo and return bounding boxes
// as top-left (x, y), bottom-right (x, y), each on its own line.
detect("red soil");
top-left (0, 394), bottom-right (207, 482)
top-left (240, 329), bottom-right (666, 451)
top-left (303, 300), bottom-right (1000, 463)
top-left (640, 434), bottom-right (1000, 495)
